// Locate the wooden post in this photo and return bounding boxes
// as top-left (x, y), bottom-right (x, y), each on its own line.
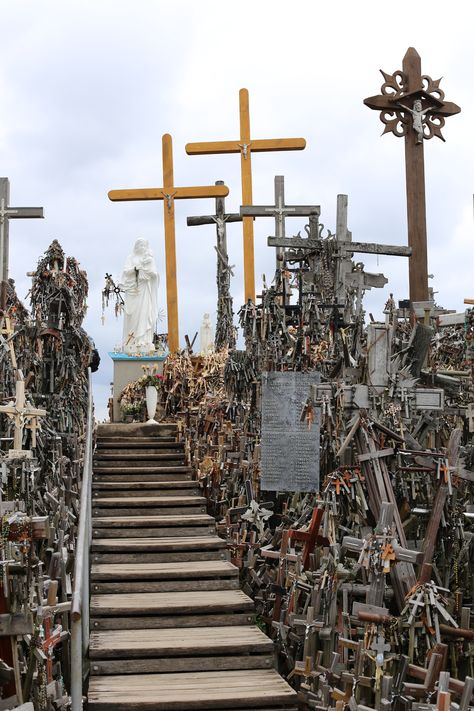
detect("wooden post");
top-left (403, 49), bottom-right (428, 302)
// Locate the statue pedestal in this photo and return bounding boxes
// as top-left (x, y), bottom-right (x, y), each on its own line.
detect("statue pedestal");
top-left (110, 352), bottom-right (167, 422)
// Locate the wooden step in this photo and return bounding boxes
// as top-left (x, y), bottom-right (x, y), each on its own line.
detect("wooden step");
top-left (92, 481), bottom-right (197, 492)
top-left (95, 452), bottom-right (185, 461)
top-left (92, 514), bottom-right (212, 527)
top-left (91, 579), bottom-right (239, 594)
top-left (90, 625), bottom-right (273, 659)
top-left (92, 550), bottom-right (230, 565)
top-left (97, 439), bottom-right (180, 449)
top-left (92, 506), bottom-right (206, 517)
top-left (91, 560), bottom-right (238, 581)
top-left (90, 590), bottom-right (254, 617)
top-left (90, 654), bottom-right (273, 676)
top-left (92, 496), bottom-right (205, 507)
top-left (91, 612), bottom-right (254, 631)
top-left (88, 669), bottom-right (297, 710)
top-left (94, 459), bottom-right (186, 469)
top-left (93, 466), bottom-right (193, 477)
top-left (97, 445), bottom-right (184, 455)
top-left (93, 473), bottom-right (193, 483)
top-left (91, 535), bottom-right (227, 553)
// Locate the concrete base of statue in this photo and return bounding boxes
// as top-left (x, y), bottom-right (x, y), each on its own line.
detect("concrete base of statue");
top-left (109, 352), bottom-right (167, 422)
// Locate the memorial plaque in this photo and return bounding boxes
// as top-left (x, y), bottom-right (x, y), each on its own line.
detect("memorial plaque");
top-left (261, 371), bottom-right (321, 492)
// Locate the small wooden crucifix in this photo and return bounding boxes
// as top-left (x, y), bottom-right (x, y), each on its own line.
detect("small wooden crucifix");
top-left (108, 134), bottom-right (229, 353)
top-left (0, 370), bottom-right (47, 457)
top-left (241, 175), bottom-right (320, 270)
top-left (187, 181), bottom-right (242, 351)
top-left (364, 47), bottom-right (460, 305)
top-left (186, 89), bottom-right (306, 302)
top-left (0, 178), bottom-right (44, 309)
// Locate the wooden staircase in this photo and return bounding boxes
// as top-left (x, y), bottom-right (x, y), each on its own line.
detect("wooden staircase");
top-left (87, 423), bottom-right (298, 711)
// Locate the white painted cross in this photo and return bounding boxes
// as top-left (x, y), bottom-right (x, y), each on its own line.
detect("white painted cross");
top-left (0, 371), bottom-right (47, 457)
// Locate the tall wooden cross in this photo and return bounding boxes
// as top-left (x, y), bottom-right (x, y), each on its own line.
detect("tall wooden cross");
top-left (364, 47), bottom-right (460, 304)
top-left (187, 181), bottom-right (242, 351)
top-left (241, 175), bottom-right (320, 270)
top-left (0, 178), bottom-right (44, 308)
top-left (186, 89), bottom-right (306, 302)
top-left (108, 134), bottom-right (229, 353)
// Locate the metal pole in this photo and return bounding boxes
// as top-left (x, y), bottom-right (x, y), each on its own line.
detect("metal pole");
top-left (70, 370), bottom-right (94, 711)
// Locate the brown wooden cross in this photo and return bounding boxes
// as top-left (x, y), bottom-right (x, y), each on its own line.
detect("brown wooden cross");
top-left (364, 48), bottom-right (460, 305)
top-left (289, 507), bottom-right (329, 570)
top-left (186, 89), bottom-right (306, 302)
top-left (108, 134), bottom-right (229, 353)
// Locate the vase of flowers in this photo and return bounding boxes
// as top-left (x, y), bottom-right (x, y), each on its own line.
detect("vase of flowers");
top-left (140, 365), bottom-right (164, 424)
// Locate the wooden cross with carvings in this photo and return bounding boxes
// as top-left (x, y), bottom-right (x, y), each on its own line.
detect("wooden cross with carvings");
top-left (289, 507), bottom-right (329, 570)
top-left (108, 134), bottom-right (229, 353)
top-left (0, 178), bottom-right (44, 309)
top-left (186, 89), bottom-right (306, 302)
top-left (364, 47), bottom-right (460, 305)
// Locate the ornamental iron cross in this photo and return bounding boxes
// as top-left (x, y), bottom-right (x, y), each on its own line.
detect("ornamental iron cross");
top-left (364, 48), bottom-right (460, 305)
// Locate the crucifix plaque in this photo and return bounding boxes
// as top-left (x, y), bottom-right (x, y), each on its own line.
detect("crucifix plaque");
top-left (261, 371), bottom-right (321, 492)
top-left (364, 47), bottom-right (460, 303)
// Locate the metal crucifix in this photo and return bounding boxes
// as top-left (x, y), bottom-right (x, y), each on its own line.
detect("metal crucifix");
top-left (187, 181), bottom-right (242, 351)
top-left (186, 89), bottom-right (306, 302)
top-left (240, 175), bottom-right (320, 270)
top-left (364, 47), bottom-right (460, 304)
top-left (0, 178), bottom-right (44, 309)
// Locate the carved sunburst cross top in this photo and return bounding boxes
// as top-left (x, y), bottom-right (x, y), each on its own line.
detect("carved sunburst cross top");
top-left (364, 48), bottom-right (460, 143)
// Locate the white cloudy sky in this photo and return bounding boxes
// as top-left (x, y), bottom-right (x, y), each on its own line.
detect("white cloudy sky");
top-left (0, 1), bottom-right (472, 418)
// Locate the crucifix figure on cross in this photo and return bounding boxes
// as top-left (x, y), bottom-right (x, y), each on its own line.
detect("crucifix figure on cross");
top-left (0, 371), bottom-right (47, 458)
top-left (186, 89), bottom-right (306, 302)
top-left (187, 181), bottom-right (241, 351)
top-left (108, 134), bottom-right (229, 353)
top-left (241, 175), bottom-right (320, 270)
top-left (363, 47), bottom-right (460, 304)
top-left (0, 178), bottom-right (44, 309)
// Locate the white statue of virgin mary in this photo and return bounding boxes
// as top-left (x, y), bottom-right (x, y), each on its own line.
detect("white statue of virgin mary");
top-left (120, 239), bottom-right (159, 354)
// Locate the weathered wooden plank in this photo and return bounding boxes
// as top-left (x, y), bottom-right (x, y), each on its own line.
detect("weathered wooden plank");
top-left (91, 536), bottom-right (226, 552)
top-left (87, 669), bottom-right (297, 710)
top-left (90, 612), bottom-right (254, 631)
top-left (90, 625), bottom-right (272, 658)
top-left (90, 654), bottom-right (273, 675)
top-left (92, 527), bottom-right (215, 539)
top-left (91, 579), bottom-right (239, 594)
top-left (92, 507), bottom-right (206, 517)
top-left (91, 561), bottom-right (237, 581)
top-left (92, 514), bottom-right (212, 527)
top-left (90, 590), bottom-right (254, 616)
top-left (92, 550), bottom-right (229, 565)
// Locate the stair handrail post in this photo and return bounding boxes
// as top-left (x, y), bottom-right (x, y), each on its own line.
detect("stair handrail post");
top-left (71, 369), bottom-right (94, 711)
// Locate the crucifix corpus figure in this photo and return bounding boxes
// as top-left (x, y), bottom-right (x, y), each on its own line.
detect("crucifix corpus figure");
top-left (364, 48), bottom-right (460, 305)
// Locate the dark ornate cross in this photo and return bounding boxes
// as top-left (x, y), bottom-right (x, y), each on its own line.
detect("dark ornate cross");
top-left (187, 181), bottom-right (242, 351)
top-left (364, 47), bottom-right (460, 305)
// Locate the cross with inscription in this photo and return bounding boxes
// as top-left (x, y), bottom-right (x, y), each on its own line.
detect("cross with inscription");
top-left (108, 134), bottom-right (229, 353)
top-left (241, 175), bottom-right (320, 269)
top-left (0, 178), bottom-right (44, 308)
top-left (186, 89), bottom-right (306, 302)
top-left (364, 47), bottom-right (460, 304)
top-left (187, 181), bottom-right (242, 350)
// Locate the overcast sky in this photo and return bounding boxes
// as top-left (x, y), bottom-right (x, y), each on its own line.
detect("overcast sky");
top-left (1, 1), bottom-right (472, 419)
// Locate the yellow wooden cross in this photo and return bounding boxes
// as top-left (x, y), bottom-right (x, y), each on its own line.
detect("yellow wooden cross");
top-left (108, 133), bottom-right (229, 353)
top-left (186, 88), bottom-right (306, 302)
